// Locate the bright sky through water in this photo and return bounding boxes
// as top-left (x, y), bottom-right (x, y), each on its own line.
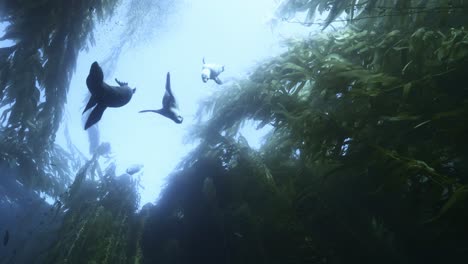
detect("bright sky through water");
top-left (1, 0), bottom-right (311, 207)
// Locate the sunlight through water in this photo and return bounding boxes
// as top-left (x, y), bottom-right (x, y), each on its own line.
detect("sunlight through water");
top-left (54, 0), bottom-right (311, 207)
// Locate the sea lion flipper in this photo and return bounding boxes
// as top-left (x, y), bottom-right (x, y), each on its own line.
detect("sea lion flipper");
top-left (85, 104), bottom-right (107, 130)
top-left (83, 95), bottom-right (98, 114)
top-left (165, 72), bottom-right (172, 95)
top-left (139, 109), bottom-right (159, 113)
top-left (163, 72), bottom-right (175, 109)
top-left (214, 77), bottom-right (223, 85)
top-left (115, 78), bottom-right (128, 87)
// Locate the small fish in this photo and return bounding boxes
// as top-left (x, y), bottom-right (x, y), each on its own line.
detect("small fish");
top-left (139, 72), bottom-right (183, 124)
top-left (3, 230), bottom-right (9, 246)
top-left (126, 164), bottom-right (144, 175)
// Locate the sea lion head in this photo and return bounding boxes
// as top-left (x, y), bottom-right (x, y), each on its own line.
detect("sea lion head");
top-left (86, 61), bottom-right (104, 94)
top-left (201, 68), bottom-right (210, 83)
top-left (175, 115), bottom-right (183, 124)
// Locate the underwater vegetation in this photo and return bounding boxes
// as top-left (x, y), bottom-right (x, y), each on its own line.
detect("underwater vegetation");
top-left (42, 147), bottom-right (142, 264)
top-left (1, 0), bottom-right (468, 263)
top-left (0, 0), bottom-right (121, 196)
top-left (141, 1), bottom-right (468, 263)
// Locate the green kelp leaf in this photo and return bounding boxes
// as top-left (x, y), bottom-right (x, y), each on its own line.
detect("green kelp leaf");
top-left (433, 109), bottom-right (465, 120)
top-left (380, 114), bottom-right (420, 122)
top-left (324, 53), bottom-right (345, 63)
top-left (431, 185), bottom-right (468, 221)
top-left (303, 1), bottom-right (320, 24)
top-left (413, 120), bottom-right (431, 129)
top-left (283, 62), bottom-right (305, 72)
top-left (402, 83), bottom-right (411, 100)
top-left (282, 72), bottom-right (307, 81)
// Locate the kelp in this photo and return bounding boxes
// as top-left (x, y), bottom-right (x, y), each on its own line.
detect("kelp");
top-left (142, 135), bottom-right (321, 264)
top-left (42, 143), bottom-right (142, 264)
top-left (276, 0), bottom-right (468, 30)
top-left (2, 0), bottom-right (468, 263)
top-left (142, 2), bottom-right (468, 263)
top-left (0, 126), bottom-right (83, 196)
top-left (0, 0), bottom-right (121, 196)
top-left (0, 1), bottom-right (176, 263)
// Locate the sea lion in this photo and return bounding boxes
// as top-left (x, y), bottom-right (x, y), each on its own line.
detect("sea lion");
top-left (83, 62), bottom-right (136, 130)
top-left (201, 57), bottom-right (224, 84)
top-left (139, 72), bottom-right (183, 124)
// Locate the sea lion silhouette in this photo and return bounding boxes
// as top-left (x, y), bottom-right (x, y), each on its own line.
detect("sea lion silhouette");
top-left (83, 62), bottom-right (136, 130)
top-left (139, 72), bottom-right (183, 124)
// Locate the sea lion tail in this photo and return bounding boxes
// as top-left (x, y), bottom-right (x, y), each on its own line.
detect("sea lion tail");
top-left (85, 104), bottom-right (107, 130)
top-left (83, 95), bottom-right (98, 114)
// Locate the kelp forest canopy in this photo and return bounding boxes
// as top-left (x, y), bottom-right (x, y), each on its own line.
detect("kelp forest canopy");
top-left (0, 0), bottom-right (468, 264)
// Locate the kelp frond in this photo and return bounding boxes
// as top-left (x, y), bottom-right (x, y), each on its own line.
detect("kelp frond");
top-left (276, 0), bottom-right (468, 30)
top-left (43, 145), bottom-right (141, 264)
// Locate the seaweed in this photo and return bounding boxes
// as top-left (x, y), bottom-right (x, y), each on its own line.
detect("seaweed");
top-left (141, 1), bottom-right (468, 263)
